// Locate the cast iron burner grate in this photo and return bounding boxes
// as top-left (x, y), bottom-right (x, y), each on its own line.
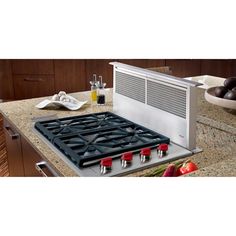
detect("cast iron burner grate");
top-left (35, 112), bottom-right (170, 167)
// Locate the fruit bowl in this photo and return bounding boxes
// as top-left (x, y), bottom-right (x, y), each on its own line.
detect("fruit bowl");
top-left (205, 87), bottom-right (236, 110)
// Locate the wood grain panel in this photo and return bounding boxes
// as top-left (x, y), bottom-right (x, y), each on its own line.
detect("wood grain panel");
top-left (13, 74), bottom-right (55, 99)
top-left (12, 59), bottom-right (54, 75)
top-left (3, 118), bottom-right (24, 176)
top-left (0, 114), bottom-right (9, 176)
top-left (200, 59), bottom-right (232, 78)
top-left (230, 59), bottom-right (236, 77)
top-left (21, 137), bottom-right (42, 177)
top-left (54, 60), bottom-right (86, 93)
top-left (0, 60), bottom-right (14, 100)
top-left (165, 59), bottom-right (201, 78)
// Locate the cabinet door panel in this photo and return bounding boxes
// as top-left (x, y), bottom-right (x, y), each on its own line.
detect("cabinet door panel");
top-left (201, 60), bottom-right (232, 78)
top-left (0, 60), bottom-right (14, 100)
top-left (3, 119), bottom-right (24, 176)
top-left (13, 74), bottom-right (55, 99)
top-left (0, 114), bottom-right (9, 176)
top-left (12, 60), bottom-right (54, 75)
top-left (21, 137), bottom-right (42, 177)
top-left (165, 59), bottom-right (201, 78)
top-left (230, 59), bottom-right (236, 77)
top-left (54, 60), bottom-right (86, 93)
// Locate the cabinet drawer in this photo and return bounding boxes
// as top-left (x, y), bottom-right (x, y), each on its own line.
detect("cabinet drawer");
top-left (13, 74), bottom-right (55, 99)
top-left (12, 59), bottom-right (54, 75)
top-left (3, 118), bottom-right (24, 176)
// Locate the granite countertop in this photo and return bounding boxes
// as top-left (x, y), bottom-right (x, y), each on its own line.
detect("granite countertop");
top-left (0, 90), bottom-right (113, 176)
top-left (0, 88), bottom-right (235, 177)
top-left (197, 88), bottom-right (236, 135)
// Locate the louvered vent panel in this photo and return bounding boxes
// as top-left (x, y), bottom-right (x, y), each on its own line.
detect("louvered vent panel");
top-left (115, 71), bottom-right (145, 103)
top-left (147, 80), bottom-right (187, 119)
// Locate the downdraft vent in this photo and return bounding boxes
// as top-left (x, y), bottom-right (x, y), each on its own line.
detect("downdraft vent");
top-left (115, 71), bottom-right (145, 103)
top-left (147, 80), bottom-right (187, 119)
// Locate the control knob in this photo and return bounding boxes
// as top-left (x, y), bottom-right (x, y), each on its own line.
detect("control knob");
top-left (140, 148), bottom-right (151, 163)
top-left (157, 143), bottom-right (168, 157)
top-left (100, 157), bottom-right (112, 175)
top-left (121, 152), bottom-right (133, 168)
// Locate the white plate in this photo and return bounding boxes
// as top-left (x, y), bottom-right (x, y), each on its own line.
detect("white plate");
top-left (205, 87), bottom-right (236, 110)
top-left (35, 95), bottom-right (87, 111)
top-left (184, 75), bottom-right (225, 89)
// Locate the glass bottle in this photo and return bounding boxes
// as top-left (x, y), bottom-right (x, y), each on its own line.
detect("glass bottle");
top-left (90, 74), bottom-right (97, 105)
top-left (97, 76), bottom-right (106, 105)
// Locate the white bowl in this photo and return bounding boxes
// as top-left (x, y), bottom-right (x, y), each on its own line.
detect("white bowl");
top-left (205, 87), bottom-right (236, 110)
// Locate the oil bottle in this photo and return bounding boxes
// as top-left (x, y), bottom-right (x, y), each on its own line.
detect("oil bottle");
top-left (89, 74), bottom-right (97, 105)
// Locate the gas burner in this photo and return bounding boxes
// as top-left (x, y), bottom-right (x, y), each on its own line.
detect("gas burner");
top-left (35, 112), bottom-right (133, 141)
top-left (35, 112), bottom-right (170, 167)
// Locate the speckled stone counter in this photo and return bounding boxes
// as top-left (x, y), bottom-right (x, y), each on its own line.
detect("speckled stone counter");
top-left (0, 90), bottom-right (113, 176)
top-left (0, 88), bottom-right (235, 177)
top-left (197, 88), bottom-right (236, 135)
top-left (184, 88), bottom-right (236, 177)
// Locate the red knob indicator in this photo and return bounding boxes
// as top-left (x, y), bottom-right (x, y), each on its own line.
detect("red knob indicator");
top-left (100, 157), bottom-right (112, 174)
top-left (140, 148), bottom-right (151, 156)
top-left (140, 148), bottom-right (151, 163)
top-left (121, 152), bottom-right (133, 168)
top-left (157, 143), bottom-right (168, 157)
top-left (158, 143), bottom-right (168, 152)
top-left (121, 152), bottom-right (133, 161)
top-left (100, 157), bottom-right (112, 167)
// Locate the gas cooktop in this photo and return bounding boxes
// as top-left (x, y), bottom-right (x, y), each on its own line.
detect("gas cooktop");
top-left (34, 112), bottom-right (193, 176)
top-left (35, 112), bottom-right (170, 167)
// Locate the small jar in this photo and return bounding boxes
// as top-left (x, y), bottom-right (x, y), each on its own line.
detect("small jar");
top-left (97, 76), bottom-right (106, 105)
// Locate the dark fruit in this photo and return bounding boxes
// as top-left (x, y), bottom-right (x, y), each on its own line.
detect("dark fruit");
top-left (232, 87), bottom-right (236, 92)
top-left (224, 77), bottom-right (236, 90)
top-left (214, 86), bottom-right (228, 98)
top-left (223, 90), bottom-right (236, 100)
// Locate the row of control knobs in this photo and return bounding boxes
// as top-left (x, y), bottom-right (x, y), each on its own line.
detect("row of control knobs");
top-left (100, 143), bottom-right (168, 175)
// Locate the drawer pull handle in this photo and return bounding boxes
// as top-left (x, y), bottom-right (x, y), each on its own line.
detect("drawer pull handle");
top-left (24, 78), bottom-right (43, 82)
top-left (35, 161), bottom-right (58, 177)
top-left (4, 126), bottom-right (19, 139)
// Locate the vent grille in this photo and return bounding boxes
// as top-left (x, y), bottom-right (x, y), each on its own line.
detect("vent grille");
top-left (115, 71), bottom-right (145, 103)
top-left (147, 80), bottom-right (187, 119)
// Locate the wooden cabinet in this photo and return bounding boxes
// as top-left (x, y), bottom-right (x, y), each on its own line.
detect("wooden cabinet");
top-left (1, 59), bottom-right (236, 100)
top-left (3, 118), bottom-right (24, 176)
top-left (165, 59), bottom-right (201, 78)
top-left (0, 60), bottom-right (14, 100)
top-left (21, 137), bottom-right (44, 177)
top-left (0, 114), bottom-right (9, 176)
top-left (200, 59), bottom-right (232, 78)
top-left (12, 59), bottom-right (56, 99)
top-left (3, 117), bottom-right (58, 177)
top-left (54, 59), bottom-right (86, 93)
top-left (12, 60), bottom-right (54, 75)
top-left (230, 60), bottom-right (236, 77)
top-left (13, 74), bottom-right (55, 99)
